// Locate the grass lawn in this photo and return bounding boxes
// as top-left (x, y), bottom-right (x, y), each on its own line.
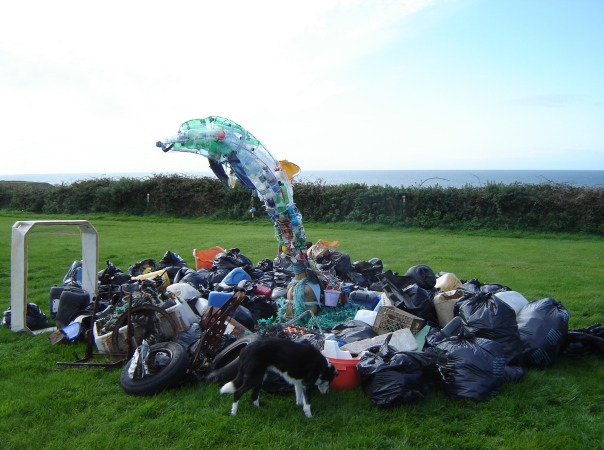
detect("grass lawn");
top-left (0, 212), bottom-right (603, 449)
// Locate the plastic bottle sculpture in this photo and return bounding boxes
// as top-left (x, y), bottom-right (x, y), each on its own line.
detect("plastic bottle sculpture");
top-left (156, 116), bottom-right (307, 263)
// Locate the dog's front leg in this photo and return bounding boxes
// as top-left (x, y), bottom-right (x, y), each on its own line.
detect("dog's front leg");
top-left (293, 382), bottom-right (304, 406)
top-left (302, 384), bottom-right (313, 418)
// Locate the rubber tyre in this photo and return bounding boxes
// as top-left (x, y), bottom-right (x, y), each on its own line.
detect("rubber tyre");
top-left (204, 334), bottom-right (260, 384)
top-left (120, 341), bottom-right (189, 396)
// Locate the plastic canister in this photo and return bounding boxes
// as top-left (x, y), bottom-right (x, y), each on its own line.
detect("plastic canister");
top-left (433, 289), bottom-right (464, 327)
top-left (195, 298), bottom-right (209, 316)
top-left (435, 273), bottom-right (462, 292)
top-left (348, 290), bottom-right (380, 310)
top-left (208, 291), bottom-right (234, 308)
top-left (493, 291), bottom-right (529, 314)
top-left (56, 287), bottom-right (90, 329)
top-left (49, 285), bottom-right (65, 317)
top-left (166, 283), bottom-right (201, 301)
top-left (354, 309), bottom-right (377, 327)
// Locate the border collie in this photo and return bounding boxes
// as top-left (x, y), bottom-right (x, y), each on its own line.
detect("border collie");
top-left (219, 337), bottom-right (338, 418)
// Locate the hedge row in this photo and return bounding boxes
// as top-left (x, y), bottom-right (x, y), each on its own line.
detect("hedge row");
top-left (1, 175), bottom-right (603, 234)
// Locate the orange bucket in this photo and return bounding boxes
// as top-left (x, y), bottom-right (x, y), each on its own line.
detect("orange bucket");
top-left (193, 246), bottom-right (225, 270)
top-left (326, 357), bottom-right (360, 390)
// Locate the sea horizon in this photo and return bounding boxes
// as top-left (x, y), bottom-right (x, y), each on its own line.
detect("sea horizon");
top-left (1, 169), bottom-right (603, 189)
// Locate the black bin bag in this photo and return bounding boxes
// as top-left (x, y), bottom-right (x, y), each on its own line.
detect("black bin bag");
top-left (331, 320), bottom-right (377, 344)
top-left (435, 336), bottom-right (506, 402)
top-left (516, 298), bottom-right (569, 368)
top-left (561, 323), bottom-right (604, 358)
top-left (356, 335), bottom-right (440, 409)
top-left (458, 292), bottom-right (523, 364)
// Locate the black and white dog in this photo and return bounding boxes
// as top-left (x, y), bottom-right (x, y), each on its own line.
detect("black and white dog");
top-left (219, 337), bottom-right (338, 418)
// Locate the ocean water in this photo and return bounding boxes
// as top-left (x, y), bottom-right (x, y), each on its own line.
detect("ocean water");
top-left (2, 170), bottom-right (603, 188)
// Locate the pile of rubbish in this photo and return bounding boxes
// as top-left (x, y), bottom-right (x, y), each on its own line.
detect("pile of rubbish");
top-left (5, 240), bottom-right (603, 409)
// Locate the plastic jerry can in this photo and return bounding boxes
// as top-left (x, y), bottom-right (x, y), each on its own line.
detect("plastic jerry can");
top-left (348, 290), bottom-right (380, 310)
top-left (49, 285), bottom-right (65, 317)
top-left (208, 291), bottom-right (234, 308)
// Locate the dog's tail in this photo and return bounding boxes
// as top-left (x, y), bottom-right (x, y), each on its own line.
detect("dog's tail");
top-left (219, 381), bottom-right (236, 395)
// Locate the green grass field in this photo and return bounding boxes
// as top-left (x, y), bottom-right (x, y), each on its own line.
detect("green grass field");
top-left (1, 212), bottom-right (603, 449)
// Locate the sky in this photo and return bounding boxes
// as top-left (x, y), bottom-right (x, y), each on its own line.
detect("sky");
top-left (1, 0), bottom-right (603, 176)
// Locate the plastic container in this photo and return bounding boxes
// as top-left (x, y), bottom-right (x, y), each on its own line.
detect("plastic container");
top-left (166, 283), bottom-right (201, 301)
top-left (49, 285), bottom-right (64, 317)
top-left (322, 339), bottom-right (354, 360)
top-left (255, 284), bottom-right (272, 299)
top-left (433, 289), bottom-right (464, 327)
top-left (131, 269), bottom-right (170, 290)
top-left (56, 286), bottom-right (90, 329)
top-left (435, 272), bottom-right (462, 291)
top-left (193, 246), bottom-right (225, 270)
top-left (324, 290), bottom-right (341, 307)
top-left (195, 298), bottom-right (209, 316)
top-left (348, 290), bottom-right (380, 310)
top-left (326, 357), bottom-right (360, 390)
top-left (493, 291), bottom-right (529, 314)
top-left (208, 291), bottom-right (234, 308)
top-left (93, 321), bottom-right (132, 354)
top-left (222, 267), bottom-right (252, 285)
top-left (163, 298), bottom-right (197, 332)
top-left (354, 309), bottom-right (377, 327)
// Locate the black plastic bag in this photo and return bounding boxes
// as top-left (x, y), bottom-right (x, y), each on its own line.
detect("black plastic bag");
top-left (458, 292), bottom-right (523, 364)
top-left (212, 248), bottom-right (253, 271)
top-left (255, 258), bottom-right (274, 273)
top-left (241, 296), bottom-right (278, 323)
top-left (98, 260), bottom-right (130, 286)
top-left (158, 250), bottom-right (187, 269)
top-left (425, 316), bottom-right (462, 348)
top-left (378, 271), bottom-right (434, 319)
top-left (379, 270), bottom-right (438, 324)
top-left (356, 336), bottom-right (440, 408)
top-left (352, 258), bottom-right (383, 281)
top-left (560, 323), bottom-right (604, 358)
top-left (516, 298), bottom-right (569, 368)
top-left (2, 303), bottom-right (48, 330)
top-left (458, 278), bottom-right (510, 295)
top-left (128, 259), bottom-right (157, 277)
top-left (435, 336), bottom-right (506, 402)
top-left (332, 320), bottom-right (378, 343)
top-left (329, 251), bottom-right (353, 276)
top-left (174, 268), bottom-right (209, 290)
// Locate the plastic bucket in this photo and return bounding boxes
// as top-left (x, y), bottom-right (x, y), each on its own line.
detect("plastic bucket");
top-left (194, 246), bottom-right (225, 270)
top-left (324, 290), bottom-right (341, 307)
top-left (348, 290), bottom-right (380, 310)
top-left (326, 357), bottom-right (360, 390)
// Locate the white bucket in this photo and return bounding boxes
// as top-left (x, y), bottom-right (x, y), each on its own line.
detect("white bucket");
top-left (324, 290), bottom-right (341, 307)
